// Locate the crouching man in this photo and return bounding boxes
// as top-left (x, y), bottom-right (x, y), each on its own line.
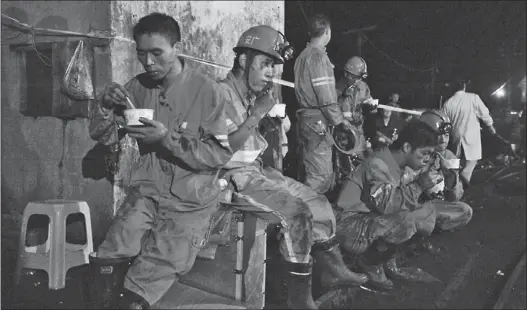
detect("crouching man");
top-left (333, 120), bottom-right (439, 291)
top-left (87, 13), bottom-right (234, 309)
top-left (219, 25), bottom-right (368, 309)
top-left (402, 110), bottom-right (473, 232)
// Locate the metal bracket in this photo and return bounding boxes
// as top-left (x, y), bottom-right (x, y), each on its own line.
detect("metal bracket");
top-left (234, 235), bottom-right (244, 242)
top-left (233, 268), bottom-right (246, 275)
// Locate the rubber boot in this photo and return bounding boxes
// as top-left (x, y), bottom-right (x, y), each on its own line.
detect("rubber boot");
top-left (357, 256), bottom-right (394, 291)
top-left (384, 256), bottom-right (441, 283)
top-left (408, 235), bottom-right (441, 256)
top-left (356, 240), bottom-right (396, 291)
top-left (120, 289), bottom-right (150, 310)
top-left (285, 261), bottom-right (318, 309)
top-left (311, 239), bottom-right (368, 290)
top-left (84, 252), bottom-right (134, 309)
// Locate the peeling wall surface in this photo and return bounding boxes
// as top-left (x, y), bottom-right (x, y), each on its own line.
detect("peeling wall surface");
top-left (110, 1), bottom-right (284, 82)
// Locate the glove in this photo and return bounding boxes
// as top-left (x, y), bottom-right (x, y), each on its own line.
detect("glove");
top-left (488, 125), bottom-right (497, 135)
top-left (362, 97), bottom-right (379, 108)
top-left (339, 119), bottom-right (354, 133)
top-left (418, 171), bottom-right (443, 190)
top-left (251, 91), bottom-right (276, 121)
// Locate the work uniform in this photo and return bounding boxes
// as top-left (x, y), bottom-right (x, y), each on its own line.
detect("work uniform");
top-left (219, 72), bottom-right (336, 263)
top-left (335, 77), bottom-right (371, 153)
top-left (294, 42), bottom-right (344, 194)
top-left (333, 148), bottom-right (437, 256)
top-left (402, 150), bottom-right (473, 231)
top-left (89, 60), bottom-right (233, 305)
top-left (442, 90), bottom-right (494, 182)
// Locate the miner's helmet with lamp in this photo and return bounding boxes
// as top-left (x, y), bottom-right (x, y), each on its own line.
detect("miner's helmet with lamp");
top-left (344, 56), bottom-right (368, 80)
top-left (233, 25), bottom-right (295, 64)
top-left (419, 109), bottom-right (452, 135)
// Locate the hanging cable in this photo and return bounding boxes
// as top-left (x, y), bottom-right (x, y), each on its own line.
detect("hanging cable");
top-left (361, 33), bottom-right (434, 73)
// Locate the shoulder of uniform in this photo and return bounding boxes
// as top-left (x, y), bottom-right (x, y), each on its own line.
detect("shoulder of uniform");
top-left (443, 149), bottom-right (458, 159)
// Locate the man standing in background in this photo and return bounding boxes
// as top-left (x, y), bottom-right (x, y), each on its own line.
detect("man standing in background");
top-left (294, 14), bottom-right (354, 194)
top-left (441, 79), bottom-right (497, 189)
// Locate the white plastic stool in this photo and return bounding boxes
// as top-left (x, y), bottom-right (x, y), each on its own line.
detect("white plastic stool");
top-left (15, 200), bottom-right (93, 290)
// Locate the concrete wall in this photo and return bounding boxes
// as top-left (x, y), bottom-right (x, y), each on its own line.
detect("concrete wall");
top-left (1, 0), bottom-right (115, 305)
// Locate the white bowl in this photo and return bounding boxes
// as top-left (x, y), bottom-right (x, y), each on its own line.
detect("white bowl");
top-left (442, 158), bottom-right (460, 169)
top-left (124, 109), bottom-right (154, 126)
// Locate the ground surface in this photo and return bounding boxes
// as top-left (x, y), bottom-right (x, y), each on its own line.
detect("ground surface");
top-left (4, 163), bottom-right (525, 309)
top-left (266, 163), bottom-right (526, 309)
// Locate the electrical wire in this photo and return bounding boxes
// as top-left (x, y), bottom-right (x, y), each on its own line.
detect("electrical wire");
top-left (361, 33), bottom-right (434, 73)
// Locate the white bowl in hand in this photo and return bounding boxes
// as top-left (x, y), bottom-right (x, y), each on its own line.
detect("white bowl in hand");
top-left (124, 109), bottom-right (154, 126)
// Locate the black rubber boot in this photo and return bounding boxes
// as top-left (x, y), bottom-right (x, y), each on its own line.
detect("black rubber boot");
top-left (383, 256), bottom-right (441, 283)
top-left (120, 289), bottom-right (150, 310)
top-left (285, 261), bottom-right (318, 309)
top-left (84, 252), bottom-right (134, 309)
top-left (357, 256), bottom-right (394, 291)
top-left (311, 238), bottom-right (368, 290)
top-left (356, 240), bottom-right (397, 291)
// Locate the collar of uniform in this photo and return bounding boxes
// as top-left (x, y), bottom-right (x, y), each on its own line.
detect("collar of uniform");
top-left (306, 41), bottom-right (326, 52)
top-left (224, 71), bottom-right (254, 108)
top-left (374, 147), bottom-right (402, 178)
top-left (159, 57), bottom-right (189, 106)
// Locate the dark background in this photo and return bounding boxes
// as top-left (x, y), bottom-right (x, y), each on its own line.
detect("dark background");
top-left (280, 1), bottom-right (526, 176)
top-left (282, 1), bottom-right (526, 111)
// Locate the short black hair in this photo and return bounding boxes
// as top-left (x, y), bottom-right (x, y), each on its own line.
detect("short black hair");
top-left (133, 13), bottom-right (181, 45)
top-left (307, 14), bottom-right (331, 39)
top-left (390, 120), bottom-right (438, 151)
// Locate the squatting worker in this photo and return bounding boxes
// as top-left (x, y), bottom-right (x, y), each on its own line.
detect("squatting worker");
top-left (87, 13), bottom-right (234, 309)
top-left (441, 79), bottom-right (497, 189)
top-left (333, 121), bottom-right (440, 291)
top-left (294, 14), bottom-right (362, 194)
top-left (219, 25), bottom-right (368, 309)
top-left (402, 110), bottom-right (473, 233)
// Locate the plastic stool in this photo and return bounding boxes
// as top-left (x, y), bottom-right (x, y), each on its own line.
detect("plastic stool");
top-left (15, 200), bottom-right (93, 290)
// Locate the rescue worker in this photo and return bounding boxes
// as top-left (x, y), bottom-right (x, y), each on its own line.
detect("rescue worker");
top-left (86, 13), bottom-right (234, 309)
top-left (294, 15), bottom-right (372, 194)
top-left (333, 120), bottom-right (440, 291)
top-left (441, 79), bottom-right (497, 189)
top-left (336, 56), bottom-right (377, 157)
top-left (402, 110), bottom-right (473, 231)
top-left (220, 25), bottom-right (368, 309)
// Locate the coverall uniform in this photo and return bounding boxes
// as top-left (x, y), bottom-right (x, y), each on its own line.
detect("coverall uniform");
top-left (442, 90), bottom-right (494, 183)
top-left (218, 72), bottom-right (337, 263)
top-left (294, 42), bottom-right (344, 194)
top-left (333, 147), bottom-right (437, 256)
top-left (402, 150), bottom-right (473, 231)
top-left (89, 60), bottom-right (233, 305)
top-left (335, 78), bottom-right (372, 152)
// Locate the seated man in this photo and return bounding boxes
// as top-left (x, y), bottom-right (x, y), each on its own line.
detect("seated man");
top-left (402, 110), bottom-right (473, 231)
top-left (87, 13), bottom-right (234, 309)
top-left (219, 25), bottom-right (368, 309)
top-left (333, 120), bottom-right (439, 291)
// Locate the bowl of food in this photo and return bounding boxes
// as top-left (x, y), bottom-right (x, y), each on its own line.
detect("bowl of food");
top-left (124, 109), bottom-right (154, 127)
top-left (442, 158), bottom-right (460, 169)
